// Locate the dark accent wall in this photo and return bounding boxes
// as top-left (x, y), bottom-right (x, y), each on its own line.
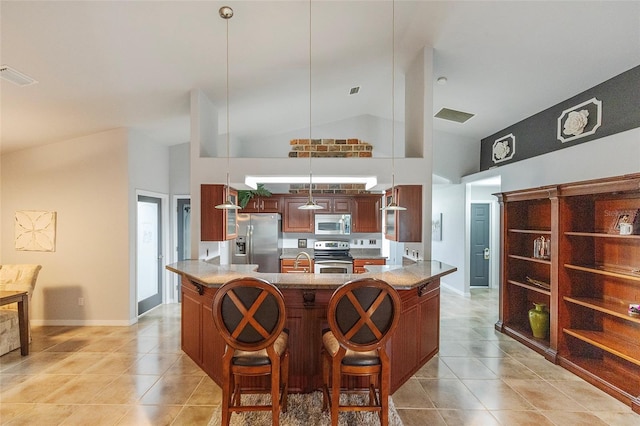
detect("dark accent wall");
top-left (480, 65), bottom-right (640, 171)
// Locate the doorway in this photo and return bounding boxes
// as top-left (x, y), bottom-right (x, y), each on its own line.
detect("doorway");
top-left (175, 197), bottom-right (191, 302)
top-left (470, 203), bottom-right (490, 287)
top-left (137, 195), bottom-right (163, 315)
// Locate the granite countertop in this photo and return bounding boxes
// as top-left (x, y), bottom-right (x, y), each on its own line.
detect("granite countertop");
top-left (166, 259), bottom-right (456, 290)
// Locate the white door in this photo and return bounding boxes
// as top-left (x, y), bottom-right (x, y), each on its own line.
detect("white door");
top-left (137, 195), bottom-right (162, 315)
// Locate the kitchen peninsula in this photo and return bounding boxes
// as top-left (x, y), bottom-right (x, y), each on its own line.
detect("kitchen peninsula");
top-left (167, 260), bottom-right (456, 393)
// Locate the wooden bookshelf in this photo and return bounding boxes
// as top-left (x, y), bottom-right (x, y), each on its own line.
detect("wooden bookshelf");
top-left (497, 173), bottom-right (640, 414)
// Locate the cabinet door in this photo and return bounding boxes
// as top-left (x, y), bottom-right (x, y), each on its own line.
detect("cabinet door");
top-left (181, 286), bottom-right (202, 364)
top-left (332, 197), bottom-right (351, 213)
top-left (281, 259), bottom-right (313, 273)
top-left (241, 198), bottom-right (261, 213)
top-left (353, 195), bottom-right (382, 233)
top-left (283, 197), bottom-right (314, 232)
top-left (396, 185), bottom-right (422, 242)
top-left (201, 184), bottom-right (238, 241)
top-left (260, 196), bottom-right (281, 213)
top-left (383, 190), bottom-right (397, 240)
top-left (225, 189), bottom-right (239, 239)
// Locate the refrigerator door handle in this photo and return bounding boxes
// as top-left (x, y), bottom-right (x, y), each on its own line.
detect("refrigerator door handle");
top-left (247, 224), bottom-right (253, 264)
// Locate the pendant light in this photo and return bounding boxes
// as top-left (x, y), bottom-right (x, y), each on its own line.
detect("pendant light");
top-left (381, 0), bottom-right (406, 211)
top-left (215, 6), bottom-right (241, 210)
top-left (299, 0), bottom-right (323, 210)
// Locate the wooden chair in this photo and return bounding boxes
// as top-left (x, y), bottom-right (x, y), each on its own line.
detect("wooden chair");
top-left (212, 277), bottom-right (289, 426)
top-left (321, 278), bottom-right (401, 426)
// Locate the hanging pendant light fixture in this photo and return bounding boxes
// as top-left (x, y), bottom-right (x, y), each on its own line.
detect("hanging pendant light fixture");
top-left (216, 6), bottom-right (241, 210)
top-left (299, 0), bottom-right (323, 210)
top-left (381, 0), bottom-right (406, 212)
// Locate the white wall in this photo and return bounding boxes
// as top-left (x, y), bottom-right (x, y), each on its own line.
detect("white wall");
top-left (235, 114), bottom-right (405, 159)
top-left (432, 184), bottom-right (466, 294)
top-left (128, 131), bottom-right (171, 318)
top-left (0, 129), bottom-right (131, 325)
top-left (433, 130), bottom-right (479, 184)
top-left (467, 127), bottom-right (640, 192)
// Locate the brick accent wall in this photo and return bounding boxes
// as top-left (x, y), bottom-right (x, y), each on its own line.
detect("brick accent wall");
top-left (289, 183), bottom-right (370, 194)
top-left (289, 139), bottom-right (373, 158)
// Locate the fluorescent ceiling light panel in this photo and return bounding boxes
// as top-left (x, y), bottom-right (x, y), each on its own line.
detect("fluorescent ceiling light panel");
top-left (245, 176), bottom-right (377, 190)
top-left (0, 65), bottom-right (38, 86)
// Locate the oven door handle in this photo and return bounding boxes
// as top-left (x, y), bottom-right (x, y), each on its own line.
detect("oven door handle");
top-left (314, 260), bottom-right (353, 264)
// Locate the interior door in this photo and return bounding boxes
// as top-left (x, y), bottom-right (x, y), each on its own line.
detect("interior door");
top-left (176, 198), bottom-right (190, 302)
top-left (137, 195), bottom-right (163, 315)
top-left (470, 203), bottom-right (490, 287)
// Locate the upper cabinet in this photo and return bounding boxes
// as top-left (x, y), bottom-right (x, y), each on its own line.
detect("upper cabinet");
top-left (352, 195), bottom-right (382, 233)
top-left (201, 184), bottom-right (238, 241)
top-left (282, 196), bottom-right (314, 233)
top-left (314, 196), bottom-right (351, 213)
top-left (384, 185), bottom-right (422, 242)
top-left (241, 196), bottom-right (282, 213)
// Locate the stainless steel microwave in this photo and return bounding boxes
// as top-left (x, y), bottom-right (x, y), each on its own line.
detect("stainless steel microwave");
top-left (314, 214), bottom-right (351, 235)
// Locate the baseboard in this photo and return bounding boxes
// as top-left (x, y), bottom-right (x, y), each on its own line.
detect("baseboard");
top-left (440, 282), bottom-right (468, 297)
top-left (31, 318), bottom-right (136, 327)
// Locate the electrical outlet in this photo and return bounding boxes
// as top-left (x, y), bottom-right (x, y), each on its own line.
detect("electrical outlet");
top-left (369, 239), bottom-right (376, 245)
top-left (78, 297), bottom-right (84, 306)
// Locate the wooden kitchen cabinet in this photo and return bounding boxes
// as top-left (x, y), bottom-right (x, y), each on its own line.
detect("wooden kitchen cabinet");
top-left (384, 185), bottom-right (422, 242)
top-left (241, 196), bottom-right (282, 213)
top-left (282, 196), bottom-right (314, 233)
top-left (353, 258), bottom-right (385, 273)
top-left (315, 196), bottom-right (351, 213)
top-left (352, 195), bottom-right (382, 233)
top-left (201, 184), bottom-right (238, 241)
top-left (181, 277), bottom-right (224, 382)
top-left (280, 258), bottom-right (313, 273)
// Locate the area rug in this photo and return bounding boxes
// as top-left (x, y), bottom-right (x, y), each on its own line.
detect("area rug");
top-left (208, 391), bottom-right (403, 426)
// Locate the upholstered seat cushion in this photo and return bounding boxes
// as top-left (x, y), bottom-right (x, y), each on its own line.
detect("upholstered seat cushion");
top-left (322, 329), bottom-right (380, 366)
top-left (0, 310), bottom-right (20, 355)
top-left (232, 329), bottom-right (289, 366)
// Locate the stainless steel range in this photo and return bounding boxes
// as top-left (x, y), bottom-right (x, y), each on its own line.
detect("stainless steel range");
top-left (313, 240), bottom-right (353, 274)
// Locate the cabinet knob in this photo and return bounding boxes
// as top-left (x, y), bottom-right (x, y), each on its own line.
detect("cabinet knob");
top-left (302, 291), bottom-right (315, 307)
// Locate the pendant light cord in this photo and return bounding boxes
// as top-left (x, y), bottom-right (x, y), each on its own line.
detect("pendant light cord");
top-left (391, 0), bottom-right (396, 196)
top-left (308, 0), bottom-right (313, 201)
top-left (225, 12), bottom-right (231, 198)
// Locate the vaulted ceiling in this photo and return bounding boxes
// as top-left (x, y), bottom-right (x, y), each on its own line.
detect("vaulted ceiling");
top-left (2, 1), bottom-right (639, 155)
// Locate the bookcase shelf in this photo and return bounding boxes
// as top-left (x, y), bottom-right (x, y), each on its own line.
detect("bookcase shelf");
top-left (497, 173), bottom-right (640, 414)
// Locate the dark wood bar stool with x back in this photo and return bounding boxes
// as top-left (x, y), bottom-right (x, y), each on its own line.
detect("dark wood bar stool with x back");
top-left (321, 278), bottom-right (401, 426)
top-left (212, 277), bottom-right (289, 426)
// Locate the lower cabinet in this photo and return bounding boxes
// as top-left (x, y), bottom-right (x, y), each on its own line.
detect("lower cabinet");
top-left (353, 258), bottom-right (385, 273)
top-left (180, 276), bottom-right (442, 394)
top-left (181, 277), bottom-right (224, 382)
top-left (280, 258), bottom-right (313, 273)
top-left (389, 281), bottom-right (440, 391)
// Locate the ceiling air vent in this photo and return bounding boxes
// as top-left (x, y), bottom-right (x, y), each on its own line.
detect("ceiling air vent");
top-left (0, 65), bottom-right (38, 86)
top-left (349, 86), bottom-right (360, 95)
top-left (434, 107), bottom-right (474, 124)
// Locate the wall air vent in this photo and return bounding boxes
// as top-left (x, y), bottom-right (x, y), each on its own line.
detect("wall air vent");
top-left (0, 65), bottom-right (38, 86)
top-left (349, 86), bottom-right (360, 95)
top-left (434, 107), bottom-right (474, 123)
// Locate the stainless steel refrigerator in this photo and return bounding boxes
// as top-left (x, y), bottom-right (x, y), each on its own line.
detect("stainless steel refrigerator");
top-left (232, 213), bottom-right (282, 273)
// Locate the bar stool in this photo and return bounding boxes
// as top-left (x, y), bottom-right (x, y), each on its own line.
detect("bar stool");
top-left (321, 278), bottom-right (401, 426)
top-left (212, 277), bottom-right (289, 426)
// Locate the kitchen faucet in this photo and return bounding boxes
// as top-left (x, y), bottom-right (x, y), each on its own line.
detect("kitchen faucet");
top-left (294, 251), bottom-right (312, 271)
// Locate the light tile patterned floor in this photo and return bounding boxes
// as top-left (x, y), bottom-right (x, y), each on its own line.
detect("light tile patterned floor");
top-left (392, 288), bottom-right (639, 425)
top-left (1, 288), bottom-right (638, 425)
